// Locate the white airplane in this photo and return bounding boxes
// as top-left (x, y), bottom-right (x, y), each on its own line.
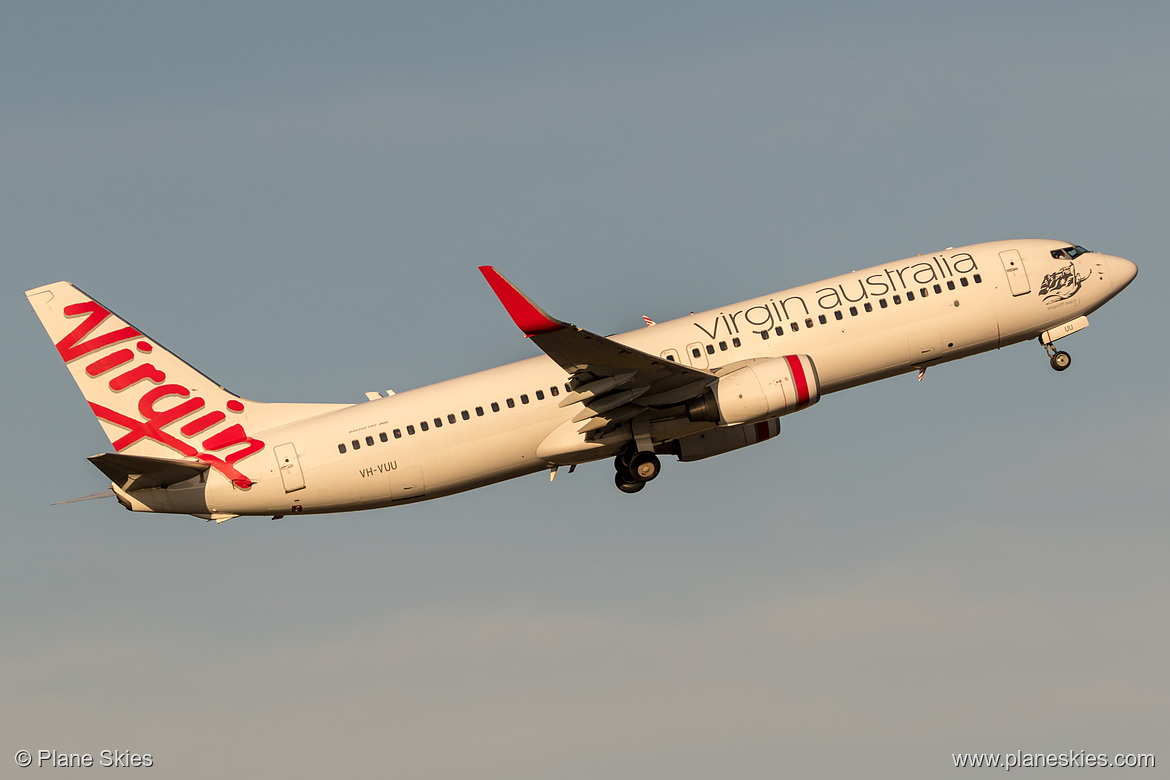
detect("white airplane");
top-left (27, 239), bottom-right (1136, 522)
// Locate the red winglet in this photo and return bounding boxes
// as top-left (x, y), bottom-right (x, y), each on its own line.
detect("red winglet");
top-left (479, 266), bottom-right (565, 336)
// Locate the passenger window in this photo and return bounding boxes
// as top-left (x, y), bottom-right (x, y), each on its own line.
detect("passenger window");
top-left (947, 280), bottom-right (956, 290)
top-left (849, 306), bottom-right (858, 316)
top-left (719, 341), bottom-right (728, 351)
top-left (893, 295), bottom-right (901, 305)
top-left (775, 326), bottom-right (784, 336)
top-left (491, 402), bottom-right (500, 412)
top-left (379, 432), bottom-right (388, 442)
top-left (666, 354), bottom-right (675, 361)
top-left (960, 277), bottom-right (969, 287)
top-left (550, 386), bottom-right (559, 397)
top-left (366, 436), bottom-right (374, 446)
top-left (394, 429), bottom-right (402, 438)
top-left (352, 440), bottom-right (360, 450)
top-left (732, 337), bottom-right (741, 347)
top-left (760, 329), bottom-right (769, 340)
top-left (706, 344), bottom-right (715, 354)
top-left (790, 322), bottom-right (799, 332)
top-left (805, 318), bottom-right (814, 328)
top-left (461, 410), bottom-right (470, 420)
top-left (879, 299), bottom-right (888, 308)
top-left (834, 310), bottom-right (843, 320)
top-left (920, 287), bottom-right (929, 297)
top-left (535, 390), bottom-right (544, 400)
top-left (973, 274), bottom-right (982, 283)
top-left (692, 347), bottom-right (701, 358)
top-left (420, 421), bottom-right (429, 431)
top-left (338, 443), bottom-right (346, 454)
top-left (864, 302), bottom-right (873, 312)
top-left (817, 314), bottom-right (827, 325)
top-left (520, 394), bottom-right (529, 404)
top-left (506, 398), bottom-right (515, 408)
top-left (407, 425), bottom-right (415, 435)
top-left (907, 291), bottom-right (915, 301)
top-left (933, 283), bottom-right (942, 294)
top-left (475, 406), bottom-right (484, 416)
top-left (434, 418), bottom-right (442, 428)
top-left (448, 413), bottom-right (457, 424)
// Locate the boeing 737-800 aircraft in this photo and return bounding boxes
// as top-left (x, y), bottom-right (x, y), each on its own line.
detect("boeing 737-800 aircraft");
top-left (27, 239), bottom-right (1136, 522)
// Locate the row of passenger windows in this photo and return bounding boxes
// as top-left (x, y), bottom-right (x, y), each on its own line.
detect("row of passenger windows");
top-left (669, 275), bottom-right (982, 359)
top-left (337, 383), bottom-right (572, 454)
top-left (339, 274), bottom-right (984, 449)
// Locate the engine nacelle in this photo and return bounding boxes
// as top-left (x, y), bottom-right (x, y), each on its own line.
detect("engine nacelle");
top-left (686, 354), bottom-right (819, 426)
top-left (670, 418), bottom-right (780, 462)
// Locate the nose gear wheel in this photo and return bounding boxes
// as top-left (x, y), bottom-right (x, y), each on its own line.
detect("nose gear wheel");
top-left (1039, 336), bottom-right (1073, 372)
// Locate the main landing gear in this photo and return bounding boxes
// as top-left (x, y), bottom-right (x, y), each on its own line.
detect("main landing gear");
top-left (1040, 337), bottom-right (1072, 372)
top-left (614, 444), bottom-right (661, 494)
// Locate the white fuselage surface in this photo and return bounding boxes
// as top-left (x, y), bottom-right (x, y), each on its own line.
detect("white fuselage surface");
top-left (26, 239), bottom-right (1137, 521)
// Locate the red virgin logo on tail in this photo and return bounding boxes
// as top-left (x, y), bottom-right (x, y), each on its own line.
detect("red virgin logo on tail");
top-left (57, 301), bottom-right (264, 488)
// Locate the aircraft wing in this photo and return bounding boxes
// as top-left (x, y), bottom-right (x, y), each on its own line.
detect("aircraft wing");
top-left (479, 266), bottom-right (713, 436)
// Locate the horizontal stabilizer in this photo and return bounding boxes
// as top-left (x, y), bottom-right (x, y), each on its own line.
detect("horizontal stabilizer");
top-left (88, 452), bottom-right (210, 492)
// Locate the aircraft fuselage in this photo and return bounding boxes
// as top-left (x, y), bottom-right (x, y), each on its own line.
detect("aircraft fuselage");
top-left (27, 238), bottom-right (1137, 520)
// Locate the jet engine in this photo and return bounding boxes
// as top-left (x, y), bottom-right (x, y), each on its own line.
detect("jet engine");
top-left (670, 418), bottom-right (780, 462)
top-left (686, 354), bottom-right (819, 426)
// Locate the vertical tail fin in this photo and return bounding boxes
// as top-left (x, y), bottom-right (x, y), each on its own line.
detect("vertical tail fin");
top-left (26, 282), bottom-right (266, 487)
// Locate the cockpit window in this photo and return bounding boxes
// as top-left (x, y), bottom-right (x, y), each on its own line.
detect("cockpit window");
top-left (1052, 244), bottom-right (1092, 260)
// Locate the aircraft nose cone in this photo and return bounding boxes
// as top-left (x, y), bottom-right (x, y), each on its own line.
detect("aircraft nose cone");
top-left (1108, 256), bottom-right (1138, 291)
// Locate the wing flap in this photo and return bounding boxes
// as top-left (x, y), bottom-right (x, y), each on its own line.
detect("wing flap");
top-left (577, 404), bottom-right (645, 433)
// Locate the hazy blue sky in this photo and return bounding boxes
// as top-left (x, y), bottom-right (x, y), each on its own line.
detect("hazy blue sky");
top-left (3, 3), bottom-right (1167, 778)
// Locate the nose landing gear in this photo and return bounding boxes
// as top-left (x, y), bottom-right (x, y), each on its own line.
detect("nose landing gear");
top-left (1039, 336), bottom-right (1073, 372)
top-left (614, 445), bottom-right (661, 494)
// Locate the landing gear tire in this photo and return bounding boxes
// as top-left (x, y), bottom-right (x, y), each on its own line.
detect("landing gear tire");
top-left (615, 472), bottom-right (645, 494)
top-left (1050, 351), bottom-right (1072, 371)
top-left (615, 444), bottom-right (638, 472)
top-left (627, 451), bottom-right (661, 483)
